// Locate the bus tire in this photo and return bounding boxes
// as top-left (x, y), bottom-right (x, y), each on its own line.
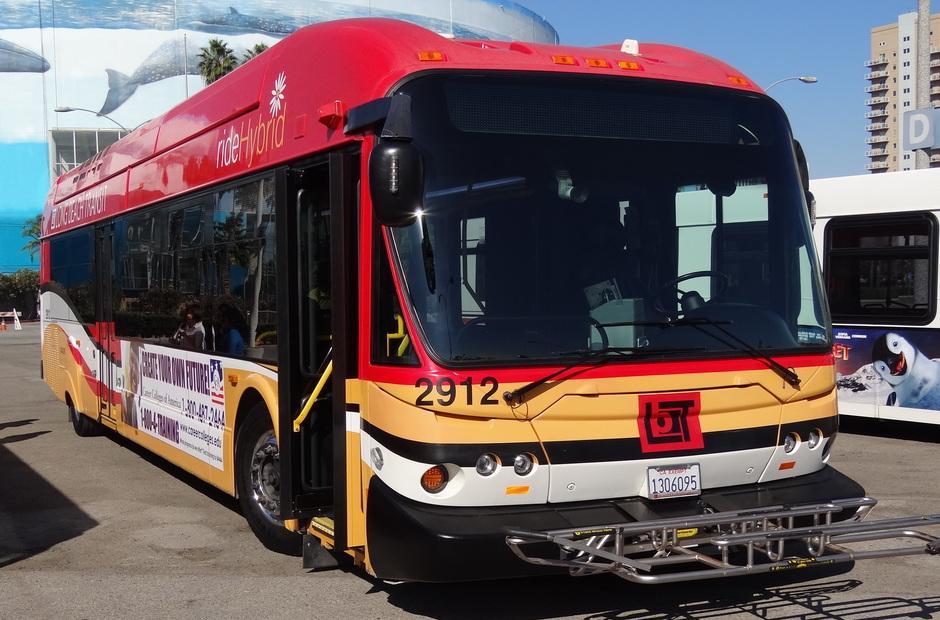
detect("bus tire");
top-left (236, 405), bottom-right (302, 556)
top-left (69, 400), bottom-right (98, 437)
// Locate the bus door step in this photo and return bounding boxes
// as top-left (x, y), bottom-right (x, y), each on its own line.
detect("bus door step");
top-left (505, 497), bottom-right (940, 584)
top-left (302, 533), bottom-right (339, 571)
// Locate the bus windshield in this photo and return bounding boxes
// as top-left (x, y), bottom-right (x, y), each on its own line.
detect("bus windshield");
top-left (388, 74), bottom-right (829, 365)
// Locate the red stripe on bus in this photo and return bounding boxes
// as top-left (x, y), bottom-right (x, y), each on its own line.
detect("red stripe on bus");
top-left (67, 340), bottom-right (122, 406)
top-left (361, 353), bottom-right (833, 385)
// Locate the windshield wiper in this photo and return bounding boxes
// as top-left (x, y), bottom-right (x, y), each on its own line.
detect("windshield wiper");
top-left (665, 317), bottom-right (802, 388)
top-left (418, 213), bottom-right (435, 293)
top-left (502, 345), bottom-right (704, 407)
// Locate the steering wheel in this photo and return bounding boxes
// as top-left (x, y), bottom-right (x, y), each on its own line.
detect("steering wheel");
top-left (654, 270), bottom-right (730, 316)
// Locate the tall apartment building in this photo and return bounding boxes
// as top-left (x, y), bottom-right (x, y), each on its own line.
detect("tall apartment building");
top-left (866, 12), bottom-right (940, 172)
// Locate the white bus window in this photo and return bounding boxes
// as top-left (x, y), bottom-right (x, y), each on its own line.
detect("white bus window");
top-left (826, 214), bottom-right (935, 324)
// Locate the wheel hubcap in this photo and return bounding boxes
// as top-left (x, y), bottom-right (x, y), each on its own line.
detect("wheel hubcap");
top-left (249, 430), bottom-right (281, 525)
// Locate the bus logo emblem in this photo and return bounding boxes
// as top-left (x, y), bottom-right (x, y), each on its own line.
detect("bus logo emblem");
top-left (637, 392), bottom-right (704, 453)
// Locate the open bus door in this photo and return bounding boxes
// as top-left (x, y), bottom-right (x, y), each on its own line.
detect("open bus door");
top-left (277, 149), bottom-right (359, 566)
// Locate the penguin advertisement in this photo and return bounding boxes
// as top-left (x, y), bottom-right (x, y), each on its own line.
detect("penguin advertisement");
top-left (834, 328), bottom-right (940, 412)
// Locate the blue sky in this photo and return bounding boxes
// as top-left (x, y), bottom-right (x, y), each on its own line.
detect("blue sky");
top-left (523, 0), bottom-right (924, 179)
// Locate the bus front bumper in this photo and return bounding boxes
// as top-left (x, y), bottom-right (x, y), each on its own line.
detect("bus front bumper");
top-left (366, 466), bottom-right (876, 582)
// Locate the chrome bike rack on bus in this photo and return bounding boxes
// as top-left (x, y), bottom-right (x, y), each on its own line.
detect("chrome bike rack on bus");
top-left (505, 497), bottom-right (940, 584)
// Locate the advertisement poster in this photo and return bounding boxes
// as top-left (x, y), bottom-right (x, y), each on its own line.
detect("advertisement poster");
top-left (834, 327), bottom-right (940, 411)
top-left (122, 341), bottom-right (226, 469)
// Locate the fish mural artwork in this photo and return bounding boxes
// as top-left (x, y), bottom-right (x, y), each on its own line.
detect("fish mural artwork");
top-left (99, 34), bottom-right (252, 114)
top-left (835, 328), bottom-right (940, 412)
top-left (0, 39), bottom-right (50, 73)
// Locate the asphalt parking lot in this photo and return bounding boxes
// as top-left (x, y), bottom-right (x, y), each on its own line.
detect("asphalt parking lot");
top-left (3, 322), bottom-right (940, 619)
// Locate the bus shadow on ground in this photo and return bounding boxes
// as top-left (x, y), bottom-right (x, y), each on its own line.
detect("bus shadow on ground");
top-left (103, 428), bottom-right (242, 516)
top-left (382, 570), bottom-right (940, 619)
top-left (0, 422), bottom-right (98, 568)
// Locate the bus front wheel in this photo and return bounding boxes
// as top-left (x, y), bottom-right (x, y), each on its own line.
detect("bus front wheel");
top-left (68, 400), bottom-right (98, 437)
top-left (235, 405), bottom-right (302, 556)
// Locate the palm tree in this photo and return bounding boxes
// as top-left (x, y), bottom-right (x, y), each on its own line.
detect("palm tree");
top-left (20, 214), bottom-right (41, 260)
top-left (198, 39), bottom-right (238, 85)
top-left (242, 43), bottom-right (269, 63)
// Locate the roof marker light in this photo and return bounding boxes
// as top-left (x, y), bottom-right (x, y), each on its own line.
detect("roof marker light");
top-left (621, 39), bottom-right (640, 55)
top-left (317, 101), bottom-right (345, 129)
top-left (417, 50), bottom-right (445, 62)
top-left (728, 75), bottom-right (751, 87)
top-left (551, 55), bottom-right (577, 66)
top-left (585, 58), bottom-right (611, 68)
top-left (618, 60), bottom-right (644, 71)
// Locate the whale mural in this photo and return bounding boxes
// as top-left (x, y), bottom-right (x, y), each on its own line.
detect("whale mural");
top-left (99, 33), bottom-right (256, 114)
top-left (0, 39), bottom-right (49, 72)
top-left (184, 7), bottom-right (297, 37)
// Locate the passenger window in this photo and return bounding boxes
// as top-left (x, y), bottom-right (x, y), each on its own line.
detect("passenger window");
top-left (111, 176), bottom-right (278, 359)
top-left (826, 213), bottom-right (935, 324)
top-left (213, 177), bottom-right (277, 359)
top-left (49, 227), bottom-right (95, 323)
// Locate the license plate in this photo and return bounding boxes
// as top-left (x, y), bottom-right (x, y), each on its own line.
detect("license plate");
top-left (646, 463), bottom-right (701, 500)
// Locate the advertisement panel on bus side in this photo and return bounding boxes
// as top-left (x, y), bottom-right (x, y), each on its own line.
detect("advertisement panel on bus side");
top-left (834, 327), bottom-right (940, 412)
top-left (123, 341), bottom-right (226, 469)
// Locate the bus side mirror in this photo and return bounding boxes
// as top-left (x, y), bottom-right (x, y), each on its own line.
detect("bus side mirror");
top-left (793, 139), bottom-right (815, 226)
top-left (369, 140), bottom-right (424, 227)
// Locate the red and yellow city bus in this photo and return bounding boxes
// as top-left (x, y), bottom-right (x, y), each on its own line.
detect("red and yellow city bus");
top-left (40, 18), bottom-right (940, 582)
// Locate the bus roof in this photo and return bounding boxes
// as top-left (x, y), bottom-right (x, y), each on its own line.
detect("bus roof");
top-left (811, 168), bottom-right (940, 219)
top-left (43, 17), bottom-right (762, 238)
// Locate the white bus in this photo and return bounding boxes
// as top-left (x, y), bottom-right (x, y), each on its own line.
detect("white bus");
top-left (812, 169), bottom-right (940, 425)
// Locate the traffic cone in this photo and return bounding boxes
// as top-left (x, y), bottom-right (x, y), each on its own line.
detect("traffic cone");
top-left (12, 308), bottom-right (21, 331)
top-left (0, 319), bottom-right (6, 332)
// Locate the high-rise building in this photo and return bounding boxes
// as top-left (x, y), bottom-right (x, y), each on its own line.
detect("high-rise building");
top-left (866, 12), bottom-right (940, 173)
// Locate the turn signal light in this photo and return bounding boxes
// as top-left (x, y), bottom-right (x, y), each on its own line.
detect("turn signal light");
top-left (417, 50), bottom-right (445, 62)
top-left (420, 465), bottom-right (449, 493)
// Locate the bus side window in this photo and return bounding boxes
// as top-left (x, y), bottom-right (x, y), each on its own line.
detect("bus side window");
top-left (826, 213), bottom-right (935, 324)
top-left (48, 227), bottom-right (96, 324)
top-left (212, 177), bottom-right (277, 360)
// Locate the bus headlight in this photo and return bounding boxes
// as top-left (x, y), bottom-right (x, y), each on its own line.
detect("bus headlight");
top-left (513, 453), bottom-right (536, 476)
top-left (807, 429), bottom-right (823, 450)
top-left (420, 465), bottom-right (449, 493)
top-left (475, 453), bottom-right (499, 476)
top-left (784, 433), bottom-right (800, 454)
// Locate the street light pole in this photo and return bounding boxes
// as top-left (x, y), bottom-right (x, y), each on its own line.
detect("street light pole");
top-left (765, 76), bottom-right (819, 91)
top-left (53, 106), bottom-right (130, 132)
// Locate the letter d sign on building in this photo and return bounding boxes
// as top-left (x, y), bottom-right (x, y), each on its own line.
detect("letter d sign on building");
top-left (902, 107), bottom-right (940, 151)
